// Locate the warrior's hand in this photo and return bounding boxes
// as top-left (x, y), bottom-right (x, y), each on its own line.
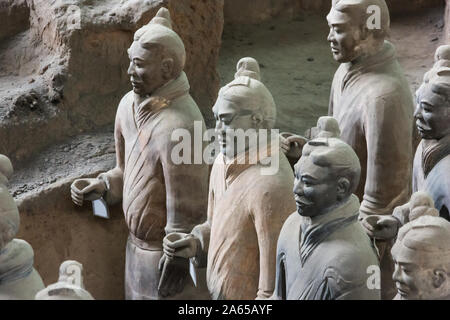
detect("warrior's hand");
top-left (280, 133), bottom-right (308, 162)
top-left (163, 233), bottom-right (199, 259)
top-left (361, 215), bottom-right (399, 240)
top-left (71, 178), bottom-right (106, 206)
top-left (158, 255), bottom-right (189, 297)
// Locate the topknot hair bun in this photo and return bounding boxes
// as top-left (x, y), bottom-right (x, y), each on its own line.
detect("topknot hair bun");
top-left (234, 57), bottom-right (261, 81)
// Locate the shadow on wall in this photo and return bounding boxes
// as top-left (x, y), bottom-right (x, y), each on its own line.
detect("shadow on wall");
top-left (16, 175), bottom-right (128, 300)
top-left (224, 0), bottom-right (446, 25)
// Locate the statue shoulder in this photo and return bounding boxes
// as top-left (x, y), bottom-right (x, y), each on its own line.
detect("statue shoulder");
top-left (278, 212), bottom-right (301, 244)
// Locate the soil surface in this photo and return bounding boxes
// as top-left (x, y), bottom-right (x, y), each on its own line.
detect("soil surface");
top-left (10, 7), bottom-right (445, 199)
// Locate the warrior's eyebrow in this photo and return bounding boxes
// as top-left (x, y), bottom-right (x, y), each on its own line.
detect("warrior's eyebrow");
top-left (396, 261), bottom-right (416, 268)
top-left (419, 99), bottom-right (434, 107)
top-left (301, 174), bottom-right (318, 181)
top-left (326, 14), bottom-right (347, 28)
top-left (218, 112), bottom-right (234, 120)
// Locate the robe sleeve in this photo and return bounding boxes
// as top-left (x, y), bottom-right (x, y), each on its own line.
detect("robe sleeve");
top-left (270, 251), bottom-right (286, 300)
top-left (360, 92), bottom-right (413, 217)
top-left (190, 183), bottom-right (214, 268)
top-left (159, 125), bottom-right (209, 237)
top-left (252, 189), bottom-right (289, 299)
top-left (319, 263), bottom-right (380, 300)
top-left (97, 106), bottom-right (125, 205)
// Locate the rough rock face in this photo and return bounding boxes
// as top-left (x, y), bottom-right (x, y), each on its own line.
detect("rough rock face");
top-left (0, 0), bottom-right (224, 165)
top-left (224, 0), bottom-right (444, 25)
top-left (16, 176), bottom-right (128, 300)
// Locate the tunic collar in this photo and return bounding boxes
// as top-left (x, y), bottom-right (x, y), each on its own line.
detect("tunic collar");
top-left (0, 240), bottom-right (34, 285)
top-left (215, 137), bottom-right (279, 189)
top-left (299, 195), bottom-right (360, 266)
top-left (132, 72), bottom-right (191, 130)
top-left (341, 41), bottom-right (396, 90)
top-left (421, 135), bottom-right (450, 178)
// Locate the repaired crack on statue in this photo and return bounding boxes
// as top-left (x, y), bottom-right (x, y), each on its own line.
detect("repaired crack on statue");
top-left (0, 154), bottom-right (44, 300)
top-left (35, 260), bottom-right (94, 300)
top-left (69, 8), bottom-right (209, 300)
top-left (163, 57), bottom-right (296, 300)
top-left (272, 117), bottom-right (380, 300)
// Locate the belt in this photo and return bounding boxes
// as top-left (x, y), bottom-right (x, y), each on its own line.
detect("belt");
top-left (129, 233), bottom-right (162, 251)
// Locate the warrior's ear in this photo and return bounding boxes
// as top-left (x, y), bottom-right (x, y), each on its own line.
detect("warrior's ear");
top-left (337, 177), bottom-right (350, 200)
top-left (432, 269), bottom-right (447, 289)
top-left (161, 57), bottom-right (174, 79)
top-left (251, 113), bottom-right (264, 127)
top-left (360, 24), bottom-right (370, 41)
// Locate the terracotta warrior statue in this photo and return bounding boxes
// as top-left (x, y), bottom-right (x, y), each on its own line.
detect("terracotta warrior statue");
top-left (428, 45), bottom-right (450, 75)
top-left (35, 260), bottom-right (94, 300)
top-left (362, 64), bottom-right (450, 239)
top-left (162, 57), bottom-right (296, 300)
top-left (412, 66), bottom-right (450, 219)
top-left (0, 154), bottom-right (44, 299)
top-left (70, 8), bottom-right (209, 299)
top-left (391, 215), bottom-right (450, 300)
top-left (272, 118), bottom-right (380, 300)
top-left (282, 0), bottom-right (415, 299)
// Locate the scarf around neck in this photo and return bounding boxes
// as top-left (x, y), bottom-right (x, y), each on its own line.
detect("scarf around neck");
top-left (0, 239), bottom-right (34, 285)
top-left (133, 72), bottom-right (191, 130)
top-left (422, 135), bottom-right (450, 178)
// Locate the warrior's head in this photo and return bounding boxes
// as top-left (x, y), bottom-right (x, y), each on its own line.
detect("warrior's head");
top-left (213, 57), bottom-right (276, 160)
top-left (392, 216), bottom-right (450, 300)
top-left (127, 8), bottom-right (186, 96)
top-left (326, 0), bottom-right (390, 63)
top-left (35, 260), bottom-right (94, 300)
top-left (415, 66), bottom-right (450, 140)
top-left (293, 117), bottom-right (361, 218)
top-left (0, 154), bottom-right (19, 250)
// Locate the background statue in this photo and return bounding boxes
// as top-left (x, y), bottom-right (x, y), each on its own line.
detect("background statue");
top-left (272, 117), bottom-right (380, 300)
top-left (35, 260), bottom-right (94, 300)
top-left (162, 57), bottom-right (296, 300)
top-left (70, 8), bottom-right (209, 300)
top-left (0, 154), bottom-right (44, 299)
top-left (412, 65), bottom-right (450, 220)
top-left (362, 63), bottom-right (450, 240)
top-left (281, 0), bottom-right (415, 299)
top-left (392, 215), bottom-right (450, 300)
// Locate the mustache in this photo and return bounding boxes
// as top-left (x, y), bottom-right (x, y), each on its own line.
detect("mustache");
top-left (416, 120), bottom-right (432, 131)
top-left (395, 281), bottom-right (410, 295)
top-left (295, 196), bottom-right (314, 206)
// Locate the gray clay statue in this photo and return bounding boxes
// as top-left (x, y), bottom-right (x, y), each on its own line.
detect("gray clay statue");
top-left (70, 8), bottom-right (209, 300)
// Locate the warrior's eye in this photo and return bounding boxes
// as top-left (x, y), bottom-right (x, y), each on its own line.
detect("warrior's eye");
top-left (421, 103), bottom-right (433, 113)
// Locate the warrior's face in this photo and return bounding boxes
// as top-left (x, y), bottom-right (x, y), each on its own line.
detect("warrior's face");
top-left (127, 41), bottom-right (168, 97)
top-left (326, 8), bottom-right (363, 63)
top-left (213, 97), bottom-right (260, 160)
top-left (293, 156), bottom-right (340, 218)
top-left (392, 244), bottom-right (449, 300)
top-left (414, 85), bottom-right (450, 140)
